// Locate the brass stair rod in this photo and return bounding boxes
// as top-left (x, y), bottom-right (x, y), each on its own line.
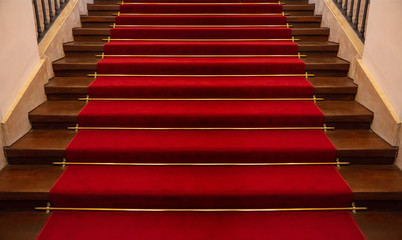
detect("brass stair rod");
top-left (88, 73), bottom-right (315, 78)
top-left (53, 161), bottom-right (349, 166)
top-left (67, 126), bottom-right (335, 131)
top-left (114, 13), bottom-right (288, 16)
top-left (96, 54), bottom-right (307, 58)
top-left (118, 2), bottom-right (284, 5)
top-left (78, 97), bottom-right (324, 101)
top-left (110, 24), bottom-right (293, 28)
top-left (102, 38), bottom-right (301, 42)
top-left (35, 205), bottom-right (367, 213)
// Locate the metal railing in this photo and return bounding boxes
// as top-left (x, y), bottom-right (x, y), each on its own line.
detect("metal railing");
top-left (32, 0), bottom-right (70, 42)
top-left (333, 0), bottom-right (370, 42)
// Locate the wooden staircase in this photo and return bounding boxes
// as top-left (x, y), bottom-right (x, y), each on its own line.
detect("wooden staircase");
top-left (1, 0), bottom-right (402, 239)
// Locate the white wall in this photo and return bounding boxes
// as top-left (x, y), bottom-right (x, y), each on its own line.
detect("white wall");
top-left (362, 0), bottom-right (402, 120)
top-left (0, 0), bottom-right (40, 119)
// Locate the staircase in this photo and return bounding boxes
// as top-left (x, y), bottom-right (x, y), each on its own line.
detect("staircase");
top-left (1, 0), bottom-right (402, 239)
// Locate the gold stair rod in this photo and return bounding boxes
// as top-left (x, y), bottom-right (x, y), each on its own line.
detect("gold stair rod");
top-left (102, 38), bottom-right (300, 42)
top-left (96, 54), bottom-right (306, 58)
top-left (53, 161), bottom-right (349, 166)
top-left (35, 204), bottom-right (367, 213)
top-left (118, 2), bottom-right (284, 5)
top-left (114, 13), bottom-right (288, 16)
top-left (88, 73), bottom-right (315, 78)
top-left (78, 97), bottom-right (324, 101)
top-left (67, 125), bottom-right (335, 131)
top-left (110, 24), bottom-right (292, 28)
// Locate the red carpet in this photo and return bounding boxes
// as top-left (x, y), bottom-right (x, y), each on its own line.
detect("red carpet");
top-left (116, 15), bottom-right (288, 25)
top-left (97, 57), bottom-right (305, 74)
top-left (37, 211), bottom-right (365, 240)
top-left (88, 76), bottom-right (314, 98)
top-left (36, 1), bottom-right (366, 239)
top-left (66, 130), bottom-right (336, 163)
top-left (50, 165), bottom-right (351, 208)
top-left (110, 27), bottom-right (292, 39)
top-left (104, 41), bottom-right (299, 55)
top-left (119, 3), bottom-right (283, 13)
top-left (78, 101), bottom-right (324, 127)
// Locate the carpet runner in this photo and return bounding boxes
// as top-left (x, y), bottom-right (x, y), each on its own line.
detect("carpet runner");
top-left (36, 1), bottom-right (366, 239)
top-left (89, 76), bottom-right (314, 98)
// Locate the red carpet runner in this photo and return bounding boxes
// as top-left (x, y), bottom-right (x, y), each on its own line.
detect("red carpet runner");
top-left (37, 1), bottom-right (366, 239)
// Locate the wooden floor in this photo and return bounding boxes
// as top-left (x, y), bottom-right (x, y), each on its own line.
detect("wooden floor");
top-left (1, 0), bottom-right (402, 238)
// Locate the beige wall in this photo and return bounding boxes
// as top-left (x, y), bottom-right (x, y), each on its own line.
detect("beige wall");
top-left (362, 0), bottom-right (402, 120)
top-left (0, 0), bottom-right (40, 119)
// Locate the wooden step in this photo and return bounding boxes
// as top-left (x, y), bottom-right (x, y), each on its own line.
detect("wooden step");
top-left (45, 77), bottom-right (92, 101)
top-left (340, 165), bottom-right (402, 209)
top-left (52, 56), bottom-right (348, 77)
top-left (80, 15), bottom-right (322, 28)
top-left (0, 210), bottom-right (49, 240)
top-left (4, 129), bottom-right (397, 165)
top-left (1, 208), bottom-right (402, 240)
top-left (0, 165), bottom-right (63, 210)
top-left (27, 100), bottom-right (373, 130)
top-left (310, 77), bottom-right (357, 101)
top-left (87, 4), bottom-right (315, 16)
top-left (0, 165), bottom-right (401, 210)
top-left (72, 27), bottom-right (329, 42)
top-left (44, 76), bottom-right (357, 101)
top-left (63, 41), bottom-right (338, 58)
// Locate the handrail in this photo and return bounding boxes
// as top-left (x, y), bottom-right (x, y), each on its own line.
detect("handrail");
top-left (32, 0), bottom-right (70, 42)
top-left (333, 0), bottom-right (370, 42)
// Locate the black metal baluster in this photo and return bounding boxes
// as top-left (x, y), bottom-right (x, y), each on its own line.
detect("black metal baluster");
top-left (354, 0), bottom-right (361, 30)
top-left (360, 0), bottom-right (370, 40)
top-left (40, 0), bottom-right (49, 29)
top-left (32, 0), bottom-right (43, 41)
top-left (332, 0), bottom-right (366, 42)
top-left (343, 0), bottom-right (348, 15)
top-left (48, 0), bottom-right (54, 21)
top-left (55, 0), bottom-right (60, 14)
top-left (348, 0), bottom-right (355, 21)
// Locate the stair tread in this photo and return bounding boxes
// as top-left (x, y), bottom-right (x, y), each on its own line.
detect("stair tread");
top-left (1, 209), bottom-right (402, 240)
top-left (87, 4), bottom-right (316, 11)
top-left (339, 165), bottom-right (402, 200)
top-left (0, 210), bottom-right (49, 240)
top-left (28, 100), bottom-right (373, 123)
top-left (72, 27), bottom-right (329, 35)
top-left (0, 165), bottom-right (401, 201)
top-left (0, 165), bottom-right (63, 200)
top-left (45, 76), bottom-right (356, 93)
top-left (52, 56), bottom-right (349, 70)
top-left (5, 129), bottom-right (397, 159)
top-left (310, 77), bottom-right (357, 93)
top-left (63, 41), bottom-right (338, 51)
top-left (81, 15), bottom-right (322, 23)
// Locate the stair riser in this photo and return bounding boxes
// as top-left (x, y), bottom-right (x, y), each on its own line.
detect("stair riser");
top-left (29, 122), bottom-right (371, 130)
top-left (87, 10), bottom-right (315, 17)
top-left (0, 200), bottom-right (49, 211)
top-left (73, 35), bottom-right (328, 42)
top-left (45, 93), bottom-right (355, 101)
top-left (64, 50), bottom-right (337, 58)
top-left (5, 155), bottom-right (396, 166)
top-left (0, 199), bottom-right (399, 211)
top-left (53, 69), bottom-right (348, 77)
top-left (81, 22), bottom-right (321, 28)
